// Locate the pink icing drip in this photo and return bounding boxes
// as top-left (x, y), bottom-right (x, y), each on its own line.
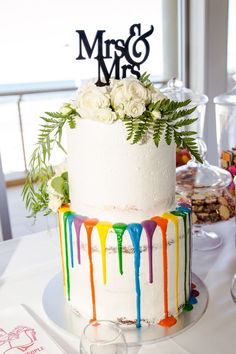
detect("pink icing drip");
top-left (73, 215), bottom-right (86, 264)
top-left (141, 220), bottom-right (157, 283)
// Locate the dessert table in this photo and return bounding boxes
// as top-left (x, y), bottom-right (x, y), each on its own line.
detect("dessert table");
top-left (0, 218), bottom-right (235, 354)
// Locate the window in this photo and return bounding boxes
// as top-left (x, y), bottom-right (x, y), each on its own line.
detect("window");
top-left (0, 0), bottom-right (180, 177)
top-left (228, 0), bottom-right (236, 89)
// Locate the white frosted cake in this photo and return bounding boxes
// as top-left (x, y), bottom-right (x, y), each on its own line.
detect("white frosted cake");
top-left (56, 75), bottom-right (199, 327)
top-left (58, 119), bottom-right (192, 327)
top-left (24, 74), bottom-right (199, 328)
top-left (67, 119), bottom-right (176, 222)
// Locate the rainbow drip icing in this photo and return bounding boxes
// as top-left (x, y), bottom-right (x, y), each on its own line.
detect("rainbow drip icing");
top-left (113, 223), bottom-right (126, 275)
top-left (59, 202), bottom-right (199, 328)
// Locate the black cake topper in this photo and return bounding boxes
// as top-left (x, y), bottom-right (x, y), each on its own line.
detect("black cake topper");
top-left (76, 24), bottom-right (154, 86)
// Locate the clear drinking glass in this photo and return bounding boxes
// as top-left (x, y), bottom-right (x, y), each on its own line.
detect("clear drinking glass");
top-left (80, 320), bottom-right (127, 354)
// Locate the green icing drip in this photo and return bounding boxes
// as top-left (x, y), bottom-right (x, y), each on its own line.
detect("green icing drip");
top-left (113, 223), bottom-right (127, 275)
top-left (182, 303), bottom-right (193, 312)
top-left (63, 211), bottom-right (72, 301)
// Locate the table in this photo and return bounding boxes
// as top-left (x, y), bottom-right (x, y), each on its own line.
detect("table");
top-left (0, 219), bottom-right (235, 354)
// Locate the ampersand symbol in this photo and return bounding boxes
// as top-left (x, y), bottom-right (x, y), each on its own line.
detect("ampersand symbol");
top-left (124, 24), bottom-right (154, 66)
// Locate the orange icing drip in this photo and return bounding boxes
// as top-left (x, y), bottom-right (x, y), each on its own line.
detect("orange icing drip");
top-left (84, 218), bottom-right (99, 322)
top-left (96, 222), bottom-right (112, 284)
top-left (152, 216), bottom-right (177, 327)
top-left (158, 316), bottom-right (177, 327)
top-left (58, 206), bottom-right (70, 297)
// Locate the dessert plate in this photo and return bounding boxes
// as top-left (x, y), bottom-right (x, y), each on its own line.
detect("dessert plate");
top-left (42, 273), bottom-right (208, 346)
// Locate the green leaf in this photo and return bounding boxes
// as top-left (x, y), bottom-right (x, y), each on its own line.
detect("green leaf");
top-left (153, 120), bottom-right (166, 147)
top-left (131, 114), bottom-right (153, 144)
top-left (139, 72), bottom-right (152, 87)
top-left (124, 117), bottom-right (135, 140)
top-left (167, 106), bottom-right (196, 121)
top-left (51, 176), bottom-right (64, 195)
top-left (61, 171), bottom-right (68, 180)
top-left (165, 125), bottom-right (173, 145)
top-left (175, 130), bottom-right (197, 136)
top-left (174, 130), bottom-right (181, 146)
top-left (173, 118), bottom-right (198, 127)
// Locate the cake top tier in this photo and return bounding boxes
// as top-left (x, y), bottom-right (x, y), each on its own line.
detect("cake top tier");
top-left (23, 74), bottom-right (201, 217)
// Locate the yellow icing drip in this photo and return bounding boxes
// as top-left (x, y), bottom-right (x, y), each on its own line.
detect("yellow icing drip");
top-left (58, 206), bottom-right (70, 297)
top-left (96, 221), bottom-right (112, 284)
top-left (162, 212), bottom-right (179, 314)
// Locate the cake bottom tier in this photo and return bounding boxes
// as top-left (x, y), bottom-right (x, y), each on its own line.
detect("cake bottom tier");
top-left (58, 205), bottom-right (193, 328)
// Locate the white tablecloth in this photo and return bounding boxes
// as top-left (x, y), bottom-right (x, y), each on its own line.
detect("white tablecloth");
top-left (0, 220), bottom-right (235, 354)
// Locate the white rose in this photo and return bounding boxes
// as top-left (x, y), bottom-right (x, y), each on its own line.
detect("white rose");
top-left (148, 85), bottom-right (165, 103)
top-left (76, 107), bottom-right (96, 120)
top-left (110, 81), bottom-right (127, 113)
top-left (124, 76), bottom-right (148, 102)
top-left (48, 194), bottom-right (63, 213)
top-left (152, 110), bottom-right (162, 119)
top-left (125, 99), bottom-right (146, 118)
top-left (76, 84), bottom-right (110, 117)
top-left (96, 108), bottom-right (117, 123)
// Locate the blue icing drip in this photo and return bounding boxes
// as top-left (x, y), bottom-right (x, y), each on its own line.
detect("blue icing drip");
top-left (176, 205), bottom-right (191, 213)
top-left (126, 223), bottom-right (143, 328)
top-left (189, 296), bottom-right (198, 305)
top-left (68, 214), bottom-right (76, 268)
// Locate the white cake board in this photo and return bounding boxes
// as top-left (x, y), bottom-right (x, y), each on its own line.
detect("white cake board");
top-left (42, 273), bottom-right (208, 346)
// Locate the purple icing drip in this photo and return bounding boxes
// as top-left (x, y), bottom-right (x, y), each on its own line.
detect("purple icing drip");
top-left (141, 220), bottom-right (157, 283)
top-left (73, 215), bottom-right (86, 264)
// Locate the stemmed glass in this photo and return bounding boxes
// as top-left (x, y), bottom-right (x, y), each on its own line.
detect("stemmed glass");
top-left (80, 320), bottom-right (127, 354)
top-left (176, 138), bottom-right (232, 251)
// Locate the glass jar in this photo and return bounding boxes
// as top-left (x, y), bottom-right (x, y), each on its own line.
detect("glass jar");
top-left (214, 77), bottom-right (236, 199)
top-left (214, 76), bottom-right (236, 164)
top-left (176, 138), bottom-right (232, 250)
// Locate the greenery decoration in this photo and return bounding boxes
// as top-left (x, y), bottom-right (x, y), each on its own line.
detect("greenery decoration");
top-left (22, 108), bottom-right (78, 217)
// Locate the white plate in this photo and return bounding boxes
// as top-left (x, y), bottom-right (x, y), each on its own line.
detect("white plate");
top-left (42, 273), bottom-right (208, 346)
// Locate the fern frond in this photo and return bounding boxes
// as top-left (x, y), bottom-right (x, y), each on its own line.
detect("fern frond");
top-left (173, 118), bottom-right (198, 127)
top-left (175, 131), bottom-right (197, 137)
top-left (153, 120), bottom-right (166, 147)
top-left (164, 124), bottom-right (173, 145)
top-left (132, 114), bottom-right (153, 144)
top-left (181, 138), bottom-right (203, 163)
top-left (167, 106), bottom-right (196, 121)
top-left (124, 117), bottom-right (135, 140)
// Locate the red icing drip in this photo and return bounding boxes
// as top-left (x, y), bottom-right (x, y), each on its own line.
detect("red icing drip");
top-left (84, 218), bottom-right (98, 322)
top-left (158, 315), bottom-right (177, 327)
top-left (191, 289), bottom-right (199, 297)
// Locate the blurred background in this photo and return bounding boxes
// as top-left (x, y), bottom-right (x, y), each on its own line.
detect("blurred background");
top-left (0, 0), bottom-right (235, 239)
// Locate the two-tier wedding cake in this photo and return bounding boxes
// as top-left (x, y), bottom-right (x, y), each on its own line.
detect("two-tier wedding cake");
top-left (24, 25), bottom-right (201, 328)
